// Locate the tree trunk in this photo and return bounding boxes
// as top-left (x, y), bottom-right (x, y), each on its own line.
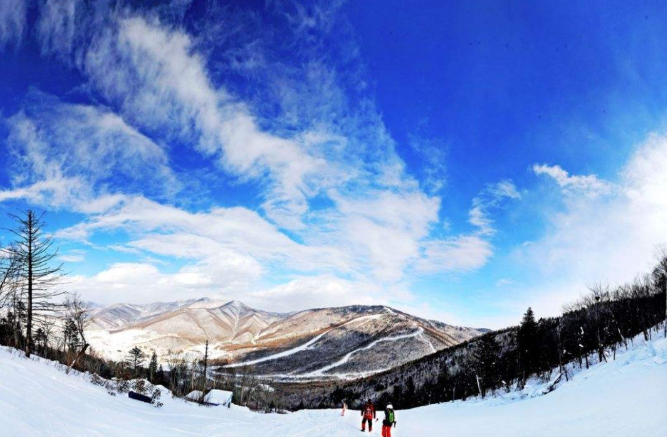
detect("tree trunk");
top-left (202, 340), bottom-right (209, 399)
top-left (26, 214), bottom-right (33, 358)
top-left (68, 343), bottom-right (89, 373)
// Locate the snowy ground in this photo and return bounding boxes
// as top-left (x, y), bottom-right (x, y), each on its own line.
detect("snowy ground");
top-left (1, 328), bottom-right (666, 437)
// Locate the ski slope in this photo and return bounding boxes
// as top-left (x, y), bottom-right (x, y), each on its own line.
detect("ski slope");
top-left (1, 328), bottom-right (666, 437)
top-left (224, 314), bottom-right (385, 369)
top-left (302, 327), bottom-right (426, 378)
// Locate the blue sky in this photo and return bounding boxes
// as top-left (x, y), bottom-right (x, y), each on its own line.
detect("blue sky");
top-left (1, 0), bottom-right (667, 328)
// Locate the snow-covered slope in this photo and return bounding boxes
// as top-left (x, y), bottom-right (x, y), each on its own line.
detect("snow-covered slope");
top-left (87, 300), bottom-right (285, 358)
top-left (88, 301), bottom-right (484, 379)
top-left (87, 298), bottom-right (215, 330)
top-left (1, 328), bottom-right (666, 436)
top-left (223, 305), bottom-right (482, 379)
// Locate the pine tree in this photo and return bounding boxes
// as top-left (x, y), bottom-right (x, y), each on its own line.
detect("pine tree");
top-left (148, 351), bottom-right (158, 383)
top-left (127, 346), bottom-right (146, 375)
top-left (157, 364), bottom-right (165, 385)
top-left (473, 334), bottom-right (501, 397)
top-left (63, 319), bottom-right (80, 352)
top-left (517, 307), bottom-right (538, 384)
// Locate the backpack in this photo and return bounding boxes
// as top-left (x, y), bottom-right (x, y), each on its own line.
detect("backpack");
top-left (383, 408), bottom-right (395, 426)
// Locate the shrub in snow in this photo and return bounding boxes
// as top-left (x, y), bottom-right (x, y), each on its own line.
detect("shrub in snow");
top-left (104, 380), bottom-right (117, 395)
top-left (151, 388), bottom-right (163, 408)
top-left (133, 379), bottom-right (147, 395)
top-left (91, 374), bottom-right (105, 386)
top-left (116, 379), bottom-right (130, 393)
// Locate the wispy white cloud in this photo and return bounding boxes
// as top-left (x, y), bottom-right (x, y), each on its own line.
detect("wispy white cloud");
top-left (36, 0), bottom-right (79, 59)
top-left (2, 94), bottom-right (177, 209)
top-left (495, 278), bottom-right (514, 287)
top-left (249, 275), bottom-right (384, 313)
top-left (0, 0), bottom-right (26, 49)
top-left (469, 180), bottom-right (521, 236)
top-left (408, 131), bottom-right (448, 193)
top-left (59, 249), bottom-right (86, 263)
top-left (54, 195), bottom-right (351, 275)
top-left (67, 260), bottom-right (259, 304)
top-left (416, 236), bottom-right (493, 273)
top-left (80, 14), bottom-right (331, 230)
top-left (532, 163), bottom-right (612, 197)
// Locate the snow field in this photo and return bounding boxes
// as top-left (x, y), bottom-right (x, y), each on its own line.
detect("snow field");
top-left (0, 327), bottom-right (665, 436)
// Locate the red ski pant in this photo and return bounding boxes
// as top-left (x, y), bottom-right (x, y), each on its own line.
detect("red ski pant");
top-left (381, 425), bottom-right (392, 437)
top-left (361, 417), bottom-right (373, 431)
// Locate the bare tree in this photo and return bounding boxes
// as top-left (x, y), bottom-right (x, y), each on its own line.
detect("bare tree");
top-left (38, 317), bottom-right (57, 359)
top-left (587, 283), bottom-right (610, 363)
top-left (0, 247), bottom-right (19, 309)
top-left (7, 210), bottom-right (65, 357)
top-left (0, 249), bottom-right (23, 348)
top-left (65, 293), bottom-right (90, 370)
top-left (653, 246), bottom-right (667, 335)
top-left (236, 367), bottom-right (259, 406)
top-left (165, 349), bottom-right (188, 396)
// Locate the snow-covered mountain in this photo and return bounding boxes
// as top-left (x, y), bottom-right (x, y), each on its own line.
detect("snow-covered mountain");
top-left (87, 300), bottom-right (484, 379)
top-left (87, 299), bottom-right (284, 359)
top-left (87, 298), bottom-right (212, 330)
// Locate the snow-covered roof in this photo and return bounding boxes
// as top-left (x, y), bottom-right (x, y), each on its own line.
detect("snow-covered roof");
top-left (185, 390), bottom-right (204, 400)
top-left (206, 389), bottom-right (233, 405)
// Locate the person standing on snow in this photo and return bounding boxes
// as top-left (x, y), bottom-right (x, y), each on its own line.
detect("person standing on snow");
top-left (341, 401), bottom-right (347, 416)
top-left (381, 404), bottom-right (397, 437)
top-left (361, 399), bottom-right (376, 432)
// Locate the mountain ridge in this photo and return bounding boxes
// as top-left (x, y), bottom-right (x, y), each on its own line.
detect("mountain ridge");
top-left (87, 299), bottom-right (485, 380)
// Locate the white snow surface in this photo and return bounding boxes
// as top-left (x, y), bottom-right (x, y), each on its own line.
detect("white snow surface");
top-left (1, 328), bottom-right (666, 436)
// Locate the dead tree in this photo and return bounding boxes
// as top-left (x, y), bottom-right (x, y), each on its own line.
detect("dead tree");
top-left (201, 340), bottom-right (209, 400)
top-left (65, 293), bottom-right (91, 371)
top-left (7, 210), bottom-right (65, 357)
top-left (39, 317), bottom-right (57, 359)
top-left (0, 248), bottom-right (19, 302)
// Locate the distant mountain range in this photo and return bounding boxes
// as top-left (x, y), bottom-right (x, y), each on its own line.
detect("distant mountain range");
top-left (87, 299), bottom-right (485, 380)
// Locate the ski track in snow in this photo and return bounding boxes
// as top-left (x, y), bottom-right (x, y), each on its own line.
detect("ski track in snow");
top-left (301, 327), bottom-right (425, 377)
top-left (223, 314), bottom-right (385, 368)
top-left (2, 327), bottom-right (666, 437)
top-left (417, 331), bottom-right (436, 354)
top-left (224, 330), bottom-right (331, 368)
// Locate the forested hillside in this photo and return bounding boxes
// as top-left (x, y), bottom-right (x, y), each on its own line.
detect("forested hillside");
top-left (269, 255), bottom-right (667, 410)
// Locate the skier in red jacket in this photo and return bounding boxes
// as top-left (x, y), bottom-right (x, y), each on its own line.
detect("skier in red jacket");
top-left (361, 399), bottom-right (376, 432)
